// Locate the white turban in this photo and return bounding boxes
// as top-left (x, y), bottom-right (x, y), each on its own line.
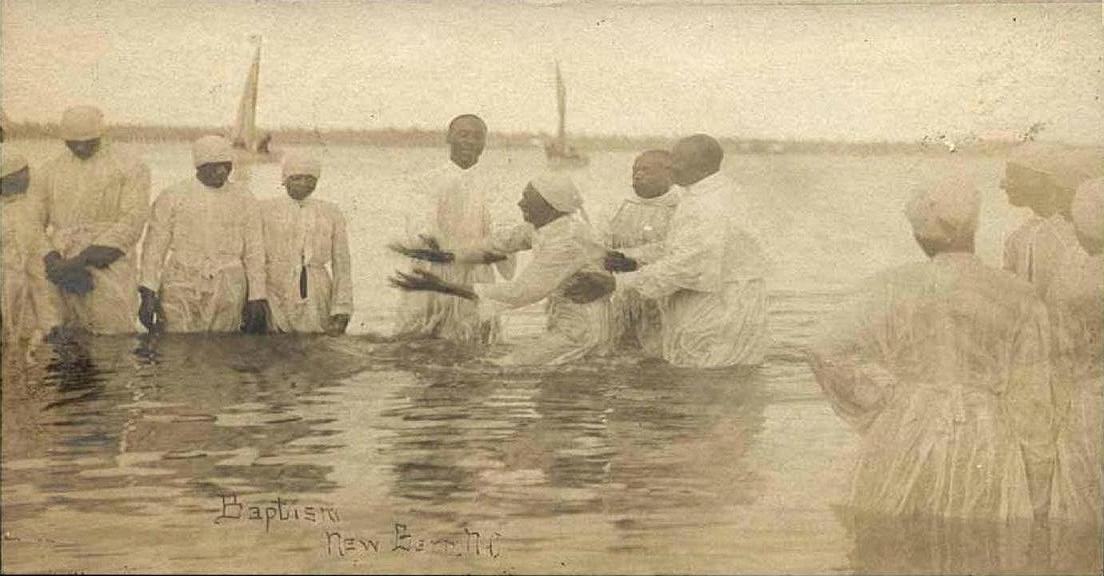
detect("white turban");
top-left (530, 173), bottom-right (583, 214)
top-left (1072, 178), bottom-right (1104, 248)
top-left (60, 105), bottom-right (105, 141)
top-left (192, 135), bottom-right (233, 167)
top-left (905, 178), bottom-right (981, 243)
top-left (282, 152), bottom-right (322, 180)
top-left (1, 149), bottom-right (28, 178)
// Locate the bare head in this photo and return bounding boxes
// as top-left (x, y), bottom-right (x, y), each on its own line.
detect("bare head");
top-left (671, 134), bottom-right (723, 187)
top-left (446, 114), bottom-right (487, 170)
top-left (632, 150), bottom-right (673, 199)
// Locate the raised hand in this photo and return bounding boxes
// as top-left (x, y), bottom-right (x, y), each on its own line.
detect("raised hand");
top-left (387, 241), bottom-right (455, 264)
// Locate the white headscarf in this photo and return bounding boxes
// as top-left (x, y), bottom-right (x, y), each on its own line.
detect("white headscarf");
top-left (281, 151), bottom-right (322, 180)
top-left (1072, 177), bottom-right (1104, 248)
top-left (192, 135), bottom-right (233, 167)
top-left (905, 178), bottom-right (981, 244)
top-left (530, 173), bottom-right (583, 214)
top-left (1, 149), bottom-right (28, 178)
top-left (60, 105), bottom-right (105, 141)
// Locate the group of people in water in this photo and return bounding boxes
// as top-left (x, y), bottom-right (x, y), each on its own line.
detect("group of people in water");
top-left (0, 105), bottom-right (1101, 531)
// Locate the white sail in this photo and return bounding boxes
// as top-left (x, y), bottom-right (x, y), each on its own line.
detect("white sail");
top-left (231, 39), bottom-right (261, 152)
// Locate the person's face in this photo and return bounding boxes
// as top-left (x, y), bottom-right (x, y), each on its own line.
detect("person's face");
top-left (196, 162), bottom-right (233, 188)
top-left (518, 185), bottom-right (558, 227)
top-left (447, 118), bottom-right (486, 169)
top-left (65, 138), bottom-right (101, 161)
top-left (670, 142), bottom-right (700, 187)
top-left (0, 167), bottom-right (30, 197)
top-left (1001, 164), bottom-right (1059, 214)
top-left (632, 154), bottom-right (673, 199)
top-left (284, 174), bottom-right (318, 201)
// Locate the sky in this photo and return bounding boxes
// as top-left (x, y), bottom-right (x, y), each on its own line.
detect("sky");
top-left (1, 0), bottom-right (1101, 143)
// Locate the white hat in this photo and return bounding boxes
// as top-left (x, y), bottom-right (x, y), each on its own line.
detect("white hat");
top-left (282, 151), bottom-right (322, 180)
top-left (60, 105), bottom-right (105, 141)
top-left (192, 135), bottom-right (233, 167)
top-left (1, 149), bottom-right (28, 178)
top-left (529, 173), bottom-right (583, 213)
top-left (1072, 178), bottom-right (1104, 248)
top-left (905, 177), bottom-right (981, 243)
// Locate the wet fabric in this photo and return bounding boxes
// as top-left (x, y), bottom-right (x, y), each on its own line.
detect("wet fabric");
top-left (38, 144), bottom-right (150, 333)
top-left (808, 253), bottom-right (1054, 521)
top-left (260, 196), bottom-right (352, 333)
top-left (140, 179), bottom-right (265, 333)
top-left (1046, 247), bottom-right (1103, 527)
top-left (1, 192), bottom-right (61, 341)
top-left (605, 191), bottom-right (680, 356)
top-left (617, 172), bottom-right (768, 368)
top-left (1004, 214), bottom-right (1079, 298)
top-left (471, 218), bottom-right (610, 366)
top-left (394, 161), bottom-right (515, 344)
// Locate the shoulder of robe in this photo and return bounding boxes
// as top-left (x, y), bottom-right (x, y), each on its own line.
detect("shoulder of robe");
top-left (155, 180), bottom-right (190, 203)
top-left (313, 198), bottom-right (346, 220)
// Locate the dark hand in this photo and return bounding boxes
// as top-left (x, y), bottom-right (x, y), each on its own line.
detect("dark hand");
top-left (563, 271), bottom-right (616, 304)
top-left (79, 245), bottom-right (125, 269)
top-left (326, 314), bottom-right (351, 336)
top-left (477, 251), bottom-right (507, 264)
top-left (138, 287), bottom-right (164, 332)
top-left (603, 251), bottom-right (639, 273)
top-left (387, 242), bottom-right (455, 264)
top-left (44, 251), bottom-right (95, 294)
top-left (388, 269), bottom-right (476, 300)
top-left (241, 300), bottom-right (271, 334)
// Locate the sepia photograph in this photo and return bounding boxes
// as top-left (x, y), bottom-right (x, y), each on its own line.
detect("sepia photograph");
top-left (1, 0), bottom-right (1101, 573)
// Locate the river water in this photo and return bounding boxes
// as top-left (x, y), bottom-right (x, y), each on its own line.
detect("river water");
top-left (1, 141), bottom-right (1100, 573)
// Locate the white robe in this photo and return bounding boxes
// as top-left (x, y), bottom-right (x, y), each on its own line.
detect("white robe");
top-left (617, 172), bottom-right (768, 368)
top-left (140, 179), bottom-right (266, 333)
top-left (807, 253), bottom-right (1055, 521)
top-left (1046, 246), bottom-right (1103, 527)
top-left (605, 191), bottom-right (680, 356)
top-left (260, 196), bottom-right (353, 333)
top-left (38, 145), bottom-right (150, 334)
top-left (472, 218), bottom-right (610, 366)
top-left (1004, 213), bottom-right (1079, 299)
top-left (394, 161), bottom-right (514, 344)
top-left (1, 192), bottom-right (61, 341)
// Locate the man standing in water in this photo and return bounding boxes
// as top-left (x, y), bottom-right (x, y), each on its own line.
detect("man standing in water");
top-left (393, 114), bottom-right (515, 344)
top-left (808, 179), bottom-right (1055, 522)
top-left (605, 150), bottom-right (679, 356)
top-left (38, 105), bottom-right (150, 334)
top-left (260, 152), bottom-right (353, 335)
top-left (604, 134), bottom-right (769, 368)
top-left (138, 136), bottom-right (269, 333)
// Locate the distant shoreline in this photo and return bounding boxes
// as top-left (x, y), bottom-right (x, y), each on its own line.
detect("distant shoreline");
top-left (5, 122), bottom-right (1032, 156)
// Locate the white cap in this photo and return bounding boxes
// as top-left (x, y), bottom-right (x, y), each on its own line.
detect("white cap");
top-left (192, 135), bottom-right (233, 167)
top-left (1072, 178), bottom-right (1104, 248)
top-left (282, 151), bottom-right (322, 180)
top-left (1, 148), bottom-right (28, 178)
top-left (530, 173), bottom-right (583, 213)
top-left (905, 177), bottom-right (981, 243)
top-left (60, 105), bottom-right (105, 141)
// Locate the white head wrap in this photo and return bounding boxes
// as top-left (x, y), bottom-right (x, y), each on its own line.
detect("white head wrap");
top-left (192, 135), bottom-right (233, 167)
top-left (1, 149), bottom-right (28, 178)
top-left (905, 178), bottom-right (981, 243)
top-left (1052, 147), bottom-right (1104, 193)
top-left (282, 152), bottom-right (322, 180)
top-left (1072, 178), bottom-right (1104, 248)
top-left (60, 106), bottom-right (105, 141)
top-left (530, 173), bottom-right (583, 214)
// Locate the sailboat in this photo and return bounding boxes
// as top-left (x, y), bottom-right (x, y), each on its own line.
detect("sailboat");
top-left (544, 61), bottom-right (589, 169)
top-left (229, 36), bottom-right (278, 163)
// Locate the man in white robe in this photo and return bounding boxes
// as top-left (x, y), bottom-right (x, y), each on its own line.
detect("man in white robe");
top-left (138, 136), bottom-right (269, 333)
top-left (260, 152), bottom-right (353, 335)
top-left (390, 173), bottom-right (611, 366)
top-left (807, 178), bottom-right (1056, 522)
top-left (605, 134), bottom-right (768, 368)
top-left (393, 114), bottom-right (514, 344)
top-left (38, 106), bottom-right (150, 334)
top-left (605, 150), bottom-right (680, 356)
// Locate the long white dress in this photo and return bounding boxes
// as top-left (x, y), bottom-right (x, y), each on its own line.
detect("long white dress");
top-left (616, 172), bottom-right (768, 368)
top-left (808, 253), bottom-right (1055, 521)
top-left (38, 144), bottom-right (150, 333)
top-left (605, 191), bottom-right (679, 356)
top-left (140, 179), bottom-right (266, 333)
top-left (471, 217), bottom-right (610, 366)
top-left (394, 161), bottom-right (514, 344)
top-left (1046, 246), bottom-right (1103, 527)
top-left (260, 196), bottom-right (353, 333)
